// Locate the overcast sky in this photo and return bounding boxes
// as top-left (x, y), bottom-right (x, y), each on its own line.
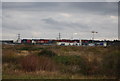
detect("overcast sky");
top-left (2, 2), bottom-right (118, 40)
top-left (2, 0), bottom-right (120, 2)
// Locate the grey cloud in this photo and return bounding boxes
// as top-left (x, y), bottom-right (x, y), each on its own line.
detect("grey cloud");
top-left (42, 17), bottom-right (90, 30)
top-left (42, 18), bottom-right (58, 25)
top-left (64, 2), bottom-right (118, 16)
top-left (3, 2), bottom-right (118, 16)
top-left (2, 16), bottom-right (32, 30)
top-left (2, 0), bottom-right (120, 2)
top-left (2, 2), bottom-right (118, 40)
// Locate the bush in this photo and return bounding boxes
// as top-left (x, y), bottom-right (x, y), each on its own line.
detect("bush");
top-left (17, 46), bottom-right (43, 51)
top-left (38, 56), bottom-right (58, 71)
top-left (53, 56), bottom-right (70, 65)
top-left (20, 55), bottom-right (58, 72)
top-left (20, 55), bottom-right (40, 72)
top-left (83, 58), bottom-right (102, 75)
top-left (38, 49), bottom-right (57, 57)
top-left (53, 55), bottom-right (89, 74)
top-left (102, 51), bottom-right (120, 78)
top-left (2, 49), bottom-right (19, 64)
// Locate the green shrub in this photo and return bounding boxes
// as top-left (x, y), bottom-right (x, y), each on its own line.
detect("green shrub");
top-left (17, 46), bottom-right (43, 51)
top-left (53, 56), bottom-right (70, 65)
top-left (53, 55), bottom-right (103, 75)
top-left (53, 55), bottom-right (89, 74)
top-left (102, 51), bottom-right (120, 78)
top-left (38, 49), bottom-right (57, 57)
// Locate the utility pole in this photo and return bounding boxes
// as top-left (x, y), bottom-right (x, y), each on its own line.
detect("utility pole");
top-left (91, 31), bottom-right (98, 43)
top-left (18, 34), bottom-right (20, 40)
top-left (17, 34), bottom-right (21, 43)
top-left (59, 33), bottom-right (61, 40)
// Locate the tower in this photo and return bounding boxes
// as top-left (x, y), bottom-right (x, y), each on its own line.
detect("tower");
top-left (59, 33), bottom-right (61, 40)
top-left (17, 34), bottom-right (21, 43)
top-left (91, 31), bottom-right (98, 40)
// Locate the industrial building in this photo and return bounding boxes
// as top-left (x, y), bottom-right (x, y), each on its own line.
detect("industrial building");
top-left (1, 38), bottom-right (120, 47)
top-left (20, 39), bottom-right (110, 46)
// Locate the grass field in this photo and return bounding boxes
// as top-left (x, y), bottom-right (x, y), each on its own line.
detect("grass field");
top-left (2, 44), bottom-right (120, 79)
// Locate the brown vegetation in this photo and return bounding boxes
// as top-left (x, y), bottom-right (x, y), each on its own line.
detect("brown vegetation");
top-left (20, 55), bottom-right (58, 72)
top-left (2, 44), bottom-right (120, 79)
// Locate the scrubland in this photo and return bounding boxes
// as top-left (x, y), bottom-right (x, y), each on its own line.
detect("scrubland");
top-left (2, 44), bottom-right (120, 79)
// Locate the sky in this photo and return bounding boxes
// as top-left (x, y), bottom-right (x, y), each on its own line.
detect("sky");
top-left (2, 0), bottom-right (120, 2)
top-left (2, 2), bottom-right (118, 40)
top-left (0, 2), bottom-right (2, 40)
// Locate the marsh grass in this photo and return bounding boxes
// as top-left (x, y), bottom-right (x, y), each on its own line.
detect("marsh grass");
top-left (20, 54), bottom-right (58, 72)
top-left (2, 44), bottom-right (120, 79)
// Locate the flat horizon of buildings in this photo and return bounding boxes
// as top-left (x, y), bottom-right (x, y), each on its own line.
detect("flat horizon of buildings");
top-left (0, 38), bottom-right (120, 47)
